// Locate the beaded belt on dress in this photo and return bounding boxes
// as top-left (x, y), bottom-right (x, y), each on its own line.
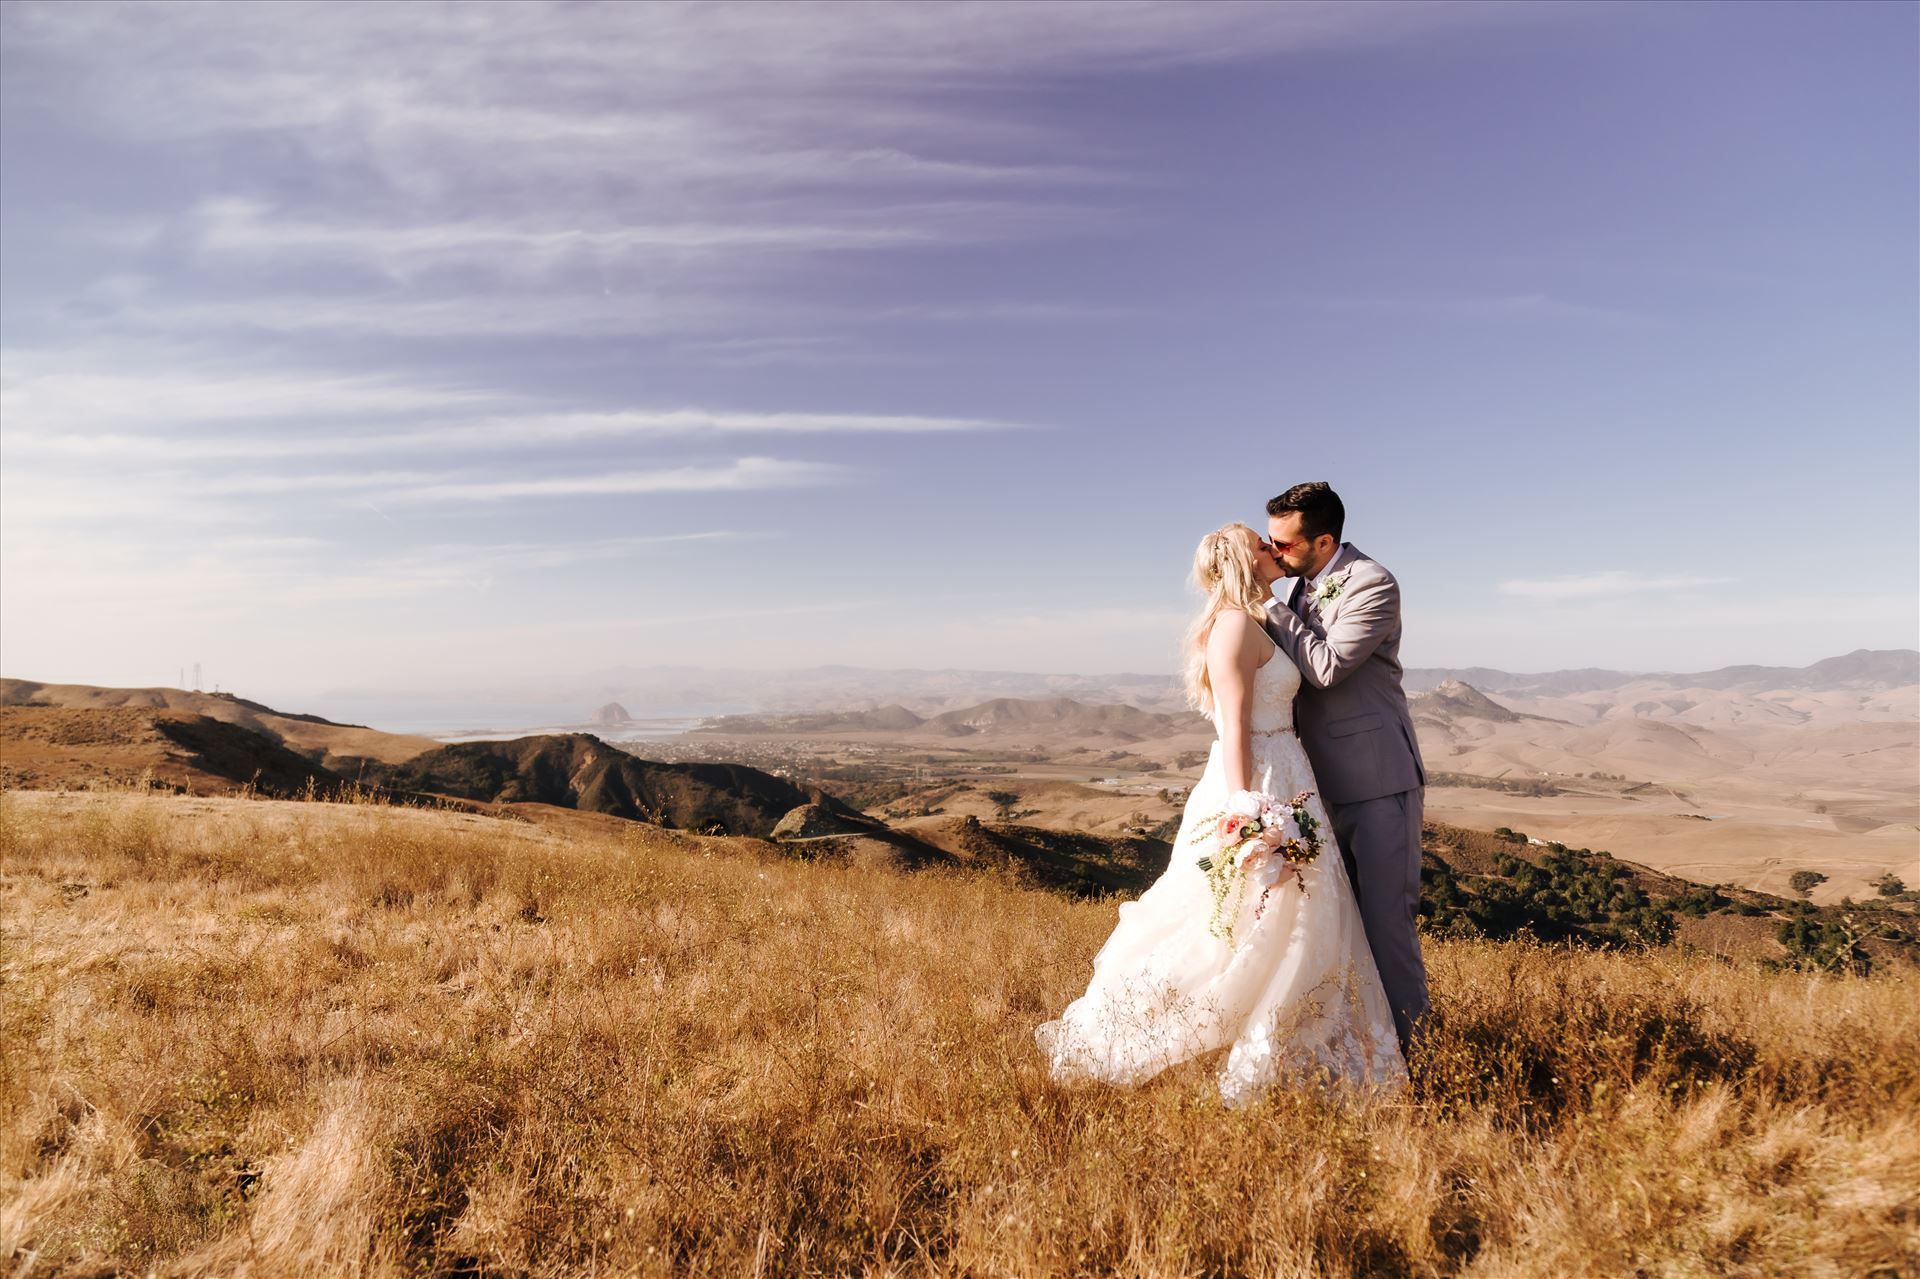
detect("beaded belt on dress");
top-left (1251, 726), bottom-right (1297, 736)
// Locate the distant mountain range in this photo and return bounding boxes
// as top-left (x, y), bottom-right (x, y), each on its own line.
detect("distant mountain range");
top-left (5, 667), bottom-right (1912, 904)
top-left (1400, 648), bottom-right (1919, 696)
top-left (306, 649), bottom-right (1917, 720)
top-left (670, 650), bottom-right (1920, 732)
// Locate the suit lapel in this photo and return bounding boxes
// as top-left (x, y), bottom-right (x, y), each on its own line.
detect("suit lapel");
top-left (1312, 544), bottom-right (1359, 624)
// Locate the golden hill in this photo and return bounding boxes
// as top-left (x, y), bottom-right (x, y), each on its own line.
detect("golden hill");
top-left (0, 706), bottom-right (341, 797)
top-left (0, 689), bottom-right (865, 843)
top-left (0, 680), bottom-right (435, 768)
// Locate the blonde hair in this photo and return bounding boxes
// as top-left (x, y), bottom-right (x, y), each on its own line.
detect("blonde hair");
top-left (1183, 523), bottom-right (1271, 713)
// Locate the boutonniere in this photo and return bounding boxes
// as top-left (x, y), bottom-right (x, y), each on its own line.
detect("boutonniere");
top-left (1314, 571), bottom-right (1349, 605)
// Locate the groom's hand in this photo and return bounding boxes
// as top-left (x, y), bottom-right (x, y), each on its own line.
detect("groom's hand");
top-left (1260, 598), bottom-right (1288, 643)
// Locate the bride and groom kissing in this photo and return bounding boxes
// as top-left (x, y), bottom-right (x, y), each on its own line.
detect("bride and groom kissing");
top-left (1037, 482), bottom-right (1429, 1105)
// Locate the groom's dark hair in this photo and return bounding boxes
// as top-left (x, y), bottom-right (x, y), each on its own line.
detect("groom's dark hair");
top-left (1267, 482), bottom-right (1345, 544)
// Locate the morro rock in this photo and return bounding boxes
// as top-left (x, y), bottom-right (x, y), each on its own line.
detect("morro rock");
top-left (771, 802), bottom-right (877, 840)
top-left (1413, 680), bottom-right (1521, 723)
top-left (592, 702), bottom-right (634, 725)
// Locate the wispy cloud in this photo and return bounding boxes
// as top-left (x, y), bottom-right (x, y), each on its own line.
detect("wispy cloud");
top-left (7, 406), bottom-right (1021, 461)
top-left (5, 4), bottom-right (1513, 155)
top-left (0, 354), bottom-right (507, 429)
top-left (14, 457), bottom-right (845, 506)
top-left (12, 0), bottom-right (1677, 688)
top-left (107, 292), bottom-right (726, 340)
top-left (183, 197), bottom-right (942, 279)
top-left (1497, 571), bottom-right (1733, 601)
top-left (107, 287), bottom-right (1148, 343)
top-left (378, 457), bottom-right (845, 505)
top-left (119, 194), bottom-right (1135, 301)
top-left (5, 1), bottom-right (1523, 351)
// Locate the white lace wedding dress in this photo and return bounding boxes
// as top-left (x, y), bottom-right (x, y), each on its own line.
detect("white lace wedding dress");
top-left (1036, 638), bottom-right (1406, 1105)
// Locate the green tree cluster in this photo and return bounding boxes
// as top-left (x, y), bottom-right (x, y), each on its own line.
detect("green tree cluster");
top-left (1775, 904), bottom-right (1869, 974)
top-left (1421, 845), bottom-right (1677, 948)
top-left (1788, 870), bottom-right (1828, 897)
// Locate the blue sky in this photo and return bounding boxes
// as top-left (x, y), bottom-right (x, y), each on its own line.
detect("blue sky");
top-left (2, 1), bottom-right (1914, 703)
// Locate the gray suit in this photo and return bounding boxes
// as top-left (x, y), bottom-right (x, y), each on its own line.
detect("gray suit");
top-left (1264, 545), bottom-right (1430, 1050)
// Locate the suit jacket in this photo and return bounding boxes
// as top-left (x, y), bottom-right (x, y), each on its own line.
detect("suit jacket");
top-left (1263, 545), bottom-right (1426, 806)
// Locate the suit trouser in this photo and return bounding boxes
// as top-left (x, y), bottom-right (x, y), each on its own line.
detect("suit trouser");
top-left (1328, 788), bottom-right (1429, 1051)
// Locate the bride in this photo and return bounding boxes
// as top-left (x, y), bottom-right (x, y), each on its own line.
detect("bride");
top-left (1036, 523), bottom-right (1405, 1105)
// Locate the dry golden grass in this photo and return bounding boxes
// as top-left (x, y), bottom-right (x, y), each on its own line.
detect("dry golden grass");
top-left (3, 789), bottom-right (1916, 1278)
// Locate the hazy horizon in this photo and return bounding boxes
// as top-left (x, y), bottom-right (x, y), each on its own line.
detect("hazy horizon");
top-left (3, 1), bottom-right (1915, 700)
top-left (6, 645), bottom-right (1913, 735)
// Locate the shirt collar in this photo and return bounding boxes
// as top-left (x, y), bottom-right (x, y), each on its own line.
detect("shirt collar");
top-left (1307, 543), bottom-right (1348, 590)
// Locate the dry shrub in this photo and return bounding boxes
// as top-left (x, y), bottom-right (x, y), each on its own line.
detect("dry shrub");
top-left (2, 790), bottom-right (1916, 1278)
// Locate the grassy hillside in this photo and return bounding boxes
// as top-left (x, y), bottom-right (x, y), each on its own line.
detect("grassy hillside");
top-left (3, 790), bottom-right (1915, 1278)
top-left (1419, 823), bottom-right (1920, 974)
top-left (0, 707), bottom-right (342, 798)
top-left (0, 703), bottom-right (855, 841)
top-left (0, 680), bottom-right (436, 769)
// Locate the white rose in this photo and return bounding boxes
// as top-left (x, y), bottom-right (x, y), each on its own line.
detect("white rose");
top-left (1244, 853), bottom-right (1285, 889)
top-left (1227, 789), bottom-right (1265, 819)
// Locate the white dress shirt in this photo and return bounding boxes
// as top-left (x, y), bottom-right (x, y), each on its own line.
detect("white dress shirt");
top-left (1271, 543), bottom-right (1348, 611)
top-left (1306, 543), bottom-right (1348, 595)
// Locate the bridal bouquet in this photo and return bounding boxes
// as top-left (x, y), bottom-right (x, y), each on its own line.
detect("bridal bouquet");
top-left (1190, 789), bottom-right (1323, 944)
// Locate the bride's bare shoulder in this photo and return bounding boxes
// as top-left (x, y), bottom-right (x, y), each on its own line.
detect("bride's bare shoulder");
top-left (1206, 609), bottom-right (1274, 665)
top-left (1209, 608), bottom-right (1253, 640)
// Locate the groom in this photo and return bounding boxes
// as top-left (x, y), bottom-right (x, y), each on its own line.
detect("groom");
top-left (1261, 482), bottom-right (1430, 1054)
